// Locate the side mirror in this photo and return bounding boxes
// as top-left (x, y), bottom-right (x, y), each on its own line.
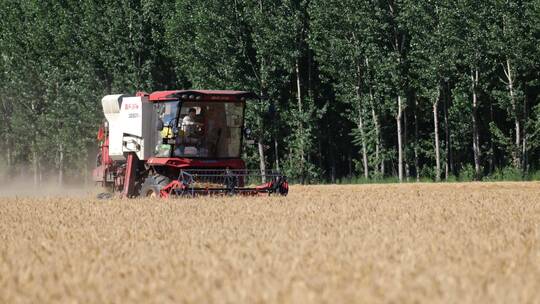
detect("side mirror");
top-left (156, 119), bottom-right (164, 131)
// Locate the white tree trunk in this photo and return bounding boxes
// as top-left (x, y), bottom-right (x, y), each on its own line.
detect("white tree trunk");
top-left (356, 64), bottom-right (369, 179)
top-left (365, 58), bottom-right (382, 175)
top-left (414, 98), bottom-right (420, 182)
top-left (6, 137), bottom-right (11, 172)
top-left (32, 148), bottom-right (39, 187)
top-left (471, 69), bottom-right (482, 179)
top-left (39, 159), bottom-right (42, 185)
top-left (58, 143), bottom-right (64, 186)
top-left (404, 108), bottom-right (409, 181)
top-left (358, 113), bottom-right (369, 179)
top-left (295, 58), bottom-right (305, 182)
top-left (369, 88), bottom-right (382, 175)
top-left (397, 95), bottom-right (403, 182)
top-left (258, 139), bottom-right (266, 183)
top-left (274, 138), bottom-right (280, 171)
top-left (84, 152), bottom-right (88, 186)
top-left (522, 96), bottom-right (528, 171)
top-left (443, 88), bottom-right (451, 180)
top-left (433, 94), bottom-right (441, 182)
top-left (504, 58), bottom-right (521, 168)
top-left (296, 60), bottom-right (303, 116)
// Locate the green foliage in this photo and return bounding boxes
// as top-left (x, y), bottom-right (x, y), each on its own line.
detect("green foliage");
top-left (484, 166), bottom-right (524, 181)
top-left (459, 164), bottom-right (476, 182)
top-left (528, 170), bottom-right (540, 181)
top-left (2, 0), bottom-right (540, 184)
top-left (336, 175), bottom-right (400, 185)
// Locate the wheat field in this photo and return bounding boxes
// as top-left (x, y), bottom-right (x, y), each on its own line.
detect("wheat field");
top-left (0, 182), bottom-right (539, 303)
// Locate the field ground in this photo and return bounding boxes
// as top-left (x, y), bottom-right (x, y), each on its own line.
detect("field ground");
top-left (1, 182), bottom-right (539, 303)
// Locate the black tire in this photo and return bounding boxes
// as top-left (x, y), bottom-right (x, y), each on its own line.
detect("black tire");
top-left (139, 175), bottom-right (171, 198)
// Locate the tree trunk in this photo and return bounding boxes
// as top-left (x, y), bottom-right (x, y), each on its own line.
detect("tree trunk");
top-left (433, 92), bottom-right (441, 182)
top-left (471, 69), bottom-right (482, 180)
top-left (58, 143), bottom-right (64, 186)
top-left (522, 95), bottom-right (528, 173)
top-left (39, 158), bottom-right (43, 185)
top-left (397, 95), bottom-right (403, 182)
top-left (371, 105), bottom-right (382, 174)
top-left (258, 139), bottom-right (266, 183)
top-left (84, 150), bottom-right (89, 186)
top-left (274, 138), bottom-right (280, 171)
top-left (30, 101), bottom-right (39, 187)
top-left (295, 58), bottom-right (305, 183)
top-left (403, 101), bottom-right (409, 181)
top-left (2, 100), bottom-right (12, 174)
top-left (356, 64), bottom-right (369, 179)
top-left (369, 89), bottom-right (382, 175)
top-left (32, 147), bottom-right (39, 187)
top-left (318, 135), bottom-right (323, 170)
top-left (358, 113), bottom-right (369, 179)
top-left (6, 136), bottom-right (11, 173)
top-left (443, 83), bottom-right (452, 179)
top-left (504, 58), bottom-right (521, 169)
top-left (296, 59), bottom-right (303, 123)
top-left (489, 102), bottom-right (495, 174)
top-left (414, 95), bottom-right (420, 182)
top-left (366, 58), bottom-right (382, 175)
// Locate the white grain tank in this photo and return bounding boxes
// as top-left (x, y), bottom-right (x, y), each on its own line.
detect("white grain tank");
top-left (101, 94), bottom-right (158, 161)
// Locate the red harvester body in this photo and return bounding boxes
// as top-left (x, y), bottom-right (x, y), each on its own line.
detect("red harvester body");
top-left (93, 90), bottom-right (288, 198)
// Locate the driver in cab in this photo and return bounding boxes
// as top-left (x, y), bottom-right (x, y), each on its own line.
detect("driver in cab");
top-left (181, 108), bottom-right (203, 137)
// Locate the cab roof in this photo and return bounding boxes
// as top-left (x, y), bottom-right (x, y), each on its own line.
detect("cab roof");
top-left (136, 90), bottom-right (258, 102)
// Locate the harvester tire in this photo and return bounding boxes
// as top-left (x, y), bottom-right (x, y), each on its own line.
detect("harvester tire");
top-left (140, 175), bottom-right (171, 198)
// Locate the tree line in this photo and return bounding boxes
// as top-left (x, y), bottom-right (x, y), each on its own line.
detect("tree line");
top-left (1, 0), bottom-right (540, 185)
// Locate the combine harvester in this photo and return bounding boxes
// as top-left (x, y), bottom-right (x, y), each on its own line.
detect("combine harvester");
top-left (93, 90), bottom-right (288, 198)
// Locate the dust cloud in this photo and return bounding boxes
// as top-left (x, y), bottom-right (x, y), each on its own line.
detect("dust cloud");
top-left (0, 179), bottom-right (99, 198)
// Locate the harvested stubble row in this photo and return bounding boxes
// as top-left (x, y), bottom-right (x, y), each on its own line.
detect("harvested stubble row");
top-left (1, 182), bottom-right (539, 303)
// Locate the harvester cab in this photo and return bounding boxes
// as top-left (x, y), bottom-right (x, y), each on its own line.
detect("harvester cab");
top-left (93, 90), bottom-right (288, 198)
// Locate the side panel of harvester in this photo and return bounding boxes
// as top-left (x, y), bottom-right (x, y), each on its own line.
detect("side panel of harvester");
top-left (94, 94), bottom-right (159, 191)
top-left (101, 94), bottom-right (158, 161)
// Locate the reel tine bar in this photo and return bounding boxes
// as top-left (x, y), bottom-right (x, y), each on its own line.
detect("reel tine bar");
top-left (169, 169), bottom-right (288, 197)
